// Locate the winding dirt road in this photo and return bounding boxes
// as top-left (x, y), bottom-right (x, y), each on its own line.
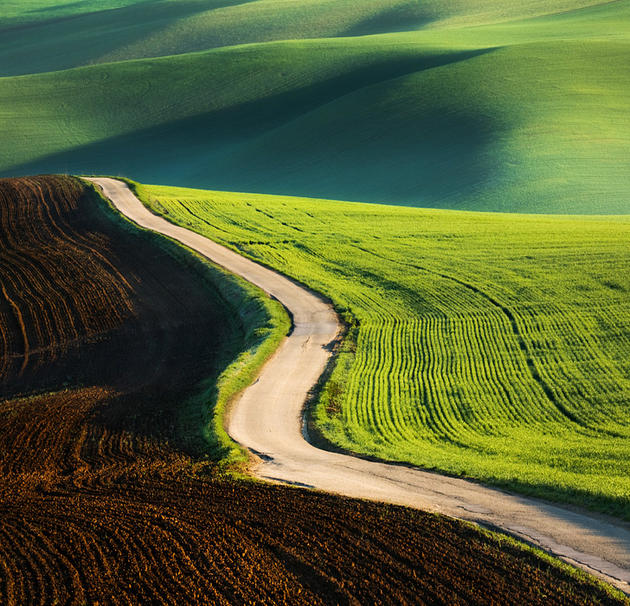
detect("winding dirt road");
top-left (88, 177), bottom-right (630, 594)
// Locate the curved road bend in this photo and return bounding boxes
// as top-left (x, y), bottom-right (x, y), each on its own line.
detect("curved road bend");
top-left (88, 177), bottom-right (630, 594)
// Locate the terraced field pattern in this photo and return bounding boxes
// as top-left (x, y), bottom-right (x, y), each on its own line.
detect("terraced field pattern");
top-left (136, 182), bottom-right (630, 518)
top-left (4, 175), bottom-right (624, 604)
top-left (1, 0), bottom-right (629, 212)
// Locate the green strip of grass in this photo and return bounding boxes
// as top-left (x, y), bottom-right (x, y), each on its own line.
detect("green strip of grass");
top-left (85, 178), bottom-right (290, 472)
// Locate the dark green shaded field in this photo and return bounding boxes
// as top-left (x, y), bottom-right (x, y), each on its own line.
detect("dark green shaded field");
top-left (1, 0), bottom-right (629, 212)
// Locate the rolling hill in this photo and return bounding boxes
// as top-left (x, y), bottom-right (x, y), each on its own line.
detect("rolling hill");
top-left (3, 175), bottom-right (621, 604)
top-left (2, 0), bottom-right (618, 74)
top-left (1, 0), bottom-right (629, 212)
top-left (136, 180), bottom-right (630, 517)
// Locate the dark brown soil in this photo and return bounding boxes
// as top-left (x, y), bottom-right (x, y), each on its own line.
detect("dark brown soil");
top-left (0, 176), bottom-right (623, 605)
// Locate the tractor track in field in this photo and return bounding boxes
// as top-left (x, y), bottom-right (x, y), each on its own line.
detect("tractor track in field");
top-left (90, 177), bottom-right (630, 595)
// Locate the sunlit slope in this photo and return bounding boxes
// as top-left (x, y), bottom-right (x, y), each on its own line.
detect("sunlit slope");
top-left (3, 28), bottom-right (629, 212)
top-left (137, 182), bottom-right (630, 516)
top-left (1, 0), bottom-right (617, 75)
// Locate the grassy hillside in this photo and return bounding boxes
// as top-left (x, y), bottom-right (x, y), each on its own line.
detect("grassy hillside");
top-left (2, 0), bottom-right (616, 74)
top-left (1, 0), bottom-right (628, 213)
top-left (136, 181), bottom-right (630, 517)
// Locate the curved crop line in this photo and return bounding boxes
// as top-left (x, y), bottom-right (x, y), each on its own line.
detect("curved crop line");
top-left (348, 243), bottom-right (586, 428)
top-left (411, 269), bottom-right (627, 438)
top-left (0, 282), bottom-right (29, 375)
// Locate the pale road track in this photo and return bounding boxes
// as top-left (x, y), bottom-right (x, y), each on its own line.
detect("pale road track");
top-left (88, 177), bottom-right (630, 594)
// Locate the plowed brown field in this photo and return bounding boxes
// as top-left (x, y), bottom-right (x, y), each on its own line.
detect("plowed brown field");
top-left (0, 176), bottom-right (623, 605)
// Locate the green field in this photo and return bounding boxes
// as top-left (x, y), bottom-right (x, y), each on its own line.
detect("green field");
top-left (1, 0), bottom-right (629, 213)
top-left (133, 181), bottom-right (630, 517)
top-left (2, 0), bottom-right (618, 70)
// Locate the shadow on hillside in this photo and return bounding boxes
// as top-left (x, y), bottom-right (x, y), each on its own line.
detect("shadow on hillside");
top-left (0, 182), bottom-right (249, 464)
top-left (4, 47), bottom-right (497, 209)
top-left (0, 0), bottom-right (257, 75)
top-left (342, 4), bottom-right (436, 37)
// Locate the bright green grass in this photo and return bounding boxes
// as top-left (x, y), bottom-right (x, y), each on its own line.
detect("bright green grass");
top-left (134, 181), bottom-right (630, 517)
top-left (1, 1), bottom-right (629, 213)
